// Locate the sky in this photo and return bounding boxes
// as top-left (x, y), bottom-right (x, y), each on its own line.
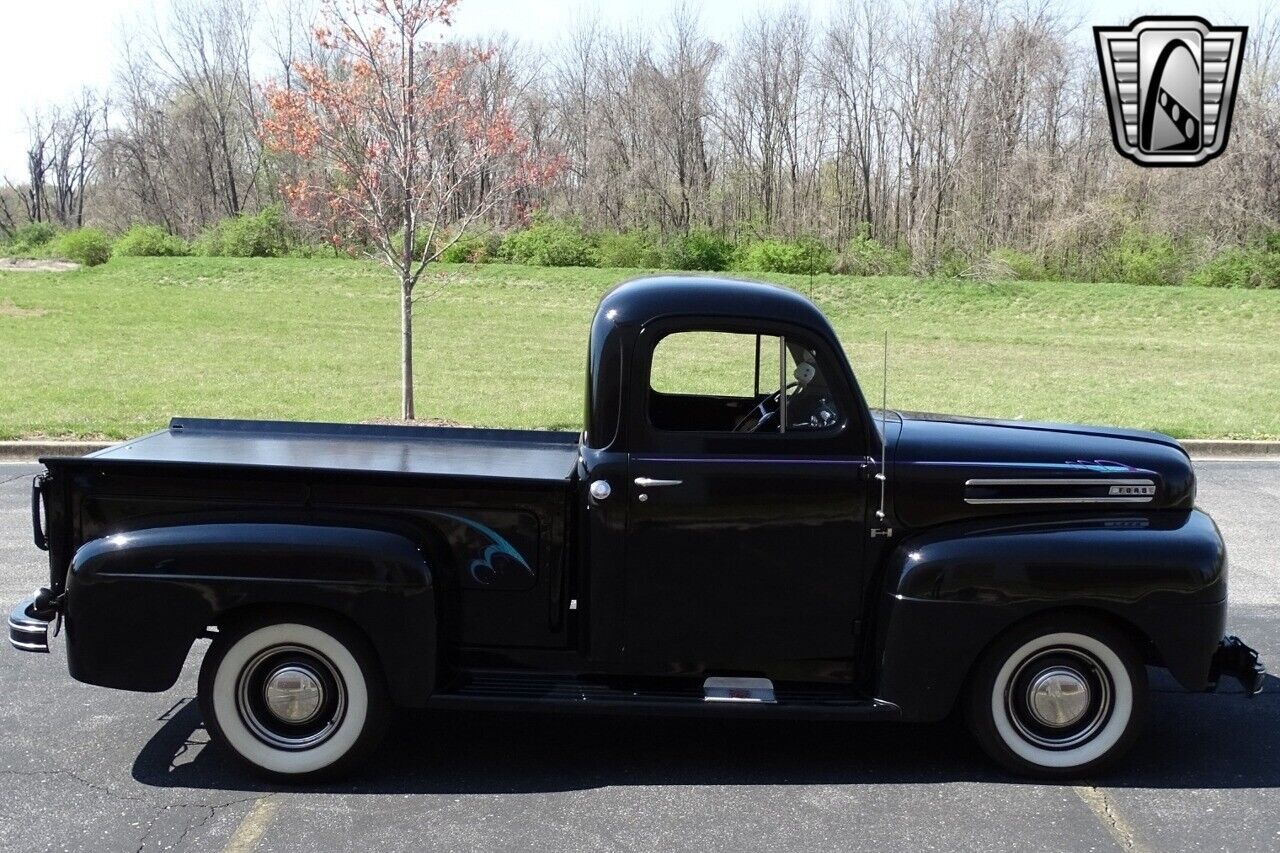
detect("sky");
top-left (0, 0), bottom-right (1269, 182)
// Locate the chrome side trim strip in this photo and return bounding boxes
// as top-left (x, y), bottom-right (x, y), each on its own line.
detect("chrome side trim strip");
top-left (963, 477), bottom-right (1157, 505)
top-left (964, 478), bottom-right (1156, 487)
top-left (10, 638), bottom-right (48, 651)
top-left (8, 620), bottom-right (48, 634)
top-left (965, 496), bottom-right (1156, 505)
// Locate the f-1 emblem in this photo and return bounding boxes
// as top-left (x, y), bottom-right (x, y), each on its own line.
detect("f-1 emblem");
top-left (1094, 17), bottom-right (1246, 167)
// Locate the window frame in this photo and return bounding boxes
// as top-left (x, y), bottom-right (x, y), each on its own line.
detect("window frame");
top-left (647, 329), bottom-right (774, 401)
top-left (631, 317), bottom-right (860, 455)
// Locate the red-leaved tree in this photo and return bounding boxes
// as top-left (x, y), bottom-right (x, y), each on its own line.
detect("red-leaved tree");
top-left (263, 0), bottom-right (559, 420)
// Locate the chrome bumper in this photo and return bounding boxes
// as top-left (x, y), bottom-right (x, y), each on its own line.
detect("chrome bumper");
top-left (8, 595), bottom-right (54, 653)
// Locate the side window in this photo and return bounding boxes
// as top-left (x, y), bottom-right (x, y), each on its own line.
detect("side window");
top-left (649, 331), bottom-right (776, 398)
top-left (648, 330), bottom-right (841, 434)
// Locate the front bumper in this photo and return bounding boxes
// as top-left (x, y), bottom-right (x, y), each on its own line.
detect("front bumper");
top-left (1210, 635), bottom-right (1265, 695)
top-left (8, 593), bottom-right (57, 653)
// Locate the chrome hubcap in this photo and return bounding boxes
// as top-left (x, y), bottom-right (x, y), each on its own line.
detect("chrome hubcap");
top-left (236, 644), bottom-right (346, 750)
top-left (263, 665), bottom-right (324, 723)
top-left (1027, 667), bottom-right (1091, 728)
top-left (1005, 646), bottom-right (1113, 750)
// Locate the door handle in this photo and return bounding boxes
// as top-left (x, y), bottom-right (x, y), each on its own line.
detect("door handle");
top-left (634, 477), bottom-right (683, 488)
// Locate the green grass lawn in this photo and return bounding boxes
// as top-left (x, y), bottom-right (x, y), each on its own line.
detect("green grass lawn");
top-left (1, 256), bottom-right (1278, 440)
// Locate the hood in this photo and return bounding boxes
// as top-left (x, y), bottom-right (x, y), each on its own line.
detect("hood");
top-left (886, 411), bottom-right (1195, 529)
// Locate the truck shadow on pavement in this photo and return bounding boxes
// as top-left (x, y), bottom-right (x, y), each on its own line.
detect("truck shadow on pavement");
top-left (132, 672), bottom-right (1280, 794)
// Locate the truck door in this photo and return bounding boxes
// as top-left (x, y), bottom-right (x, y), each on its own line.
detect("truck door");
top-left (624, 321), bottom-right (871, 682)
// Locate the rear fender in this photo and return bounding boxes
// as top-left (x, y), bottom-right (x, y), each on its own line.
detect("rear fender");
top-left (874, 510), bottom-right (1227, 720)
top-left (65, 523), bottom-right (435, 706)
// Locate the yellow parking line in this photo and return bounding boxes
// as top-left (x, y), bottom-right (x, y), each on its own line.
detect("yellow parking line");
top-left (1073, 785), bottom-right (1148, 853)
top-left (223, 796), bottom-right (280, 853)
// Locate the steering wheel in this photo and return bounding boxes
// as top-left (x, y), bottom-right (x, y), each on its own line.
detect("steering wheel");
top-left (733, 382), bottom-right (799, 433)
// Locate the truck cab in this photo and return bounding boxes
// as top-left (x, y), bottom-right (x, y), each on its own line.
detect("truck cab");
top-left (579, 277), bottom-right (879, 684)
top-left (11, 275), bottom-right (1263, 781)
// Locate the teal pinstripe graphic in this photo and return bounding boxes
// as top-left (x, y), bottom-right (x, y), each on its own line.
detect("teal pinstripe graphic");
top-left (424, 511), bottom-right (533, 585)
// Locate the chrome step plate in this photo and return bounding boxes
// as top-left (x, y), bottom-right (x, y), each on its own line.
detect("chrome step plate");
top-left (703, 676), bottom-right (777, 704)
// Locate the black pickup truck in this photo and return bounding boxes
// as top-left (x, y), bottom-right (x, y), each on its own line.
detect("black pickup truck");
top-left (11, 275), bottom-right (1264, 780)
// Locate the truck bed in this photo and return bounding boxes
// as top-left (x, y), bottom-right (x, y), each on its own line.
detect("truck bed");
top-left (63, 417), bottom-right (581, 485)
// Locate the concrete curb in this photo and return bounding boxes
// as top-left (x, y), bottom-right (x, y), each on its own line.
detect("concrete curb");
top-left (3, 438), bottom-right (1280, 464)
top-left (1178, 440), bottom-right (1280, 458)
top-left (0, 441), bottom-right (111, 462)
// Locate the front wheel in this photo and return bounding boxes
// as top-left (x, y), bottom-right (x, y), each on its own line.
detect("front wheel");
top-left (198, 613), bottom-right (389, 781)
top-left (966, 615), bottom-right (1148, 778)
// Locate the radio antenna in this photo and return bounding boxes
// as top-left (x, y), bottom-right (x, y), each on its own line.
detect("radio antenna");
top-left (874, 331), bottom-right (891, 534)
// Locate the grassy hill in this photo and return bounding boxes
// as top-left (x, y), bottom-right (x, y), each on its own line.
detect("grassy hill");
top-left (1, 257), bottom-right (1278, 439)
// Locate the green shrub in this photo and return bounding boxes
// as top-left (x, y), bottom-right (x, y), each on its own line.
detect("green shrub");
top-left (5, 240), bottom-right (49, 258)
top-left (595, 231), bottom-right (663, 268)
top-left (195, 205), bottom-right (293, 258)
top-left (191, 221), bottom-right (224, 256)
top-left (287, 243), bottom-right (334, 259)
top-left (663, 230), bottom-right (735, 271)
top-left (384, 228), bottom-right (431, 261)
top-left (500, 220), bottom-right (596, 267)
top-left (11, 221), bottom-right (58, 249)
top-left (114, 225), bottom-right (189, 257)
top-left (833, 228), bottom-right (910, 276)
top-left (985, 248), bottom-right (1047, 281)
top-left (439, 234), bottom-right (490, 264)
top-left (930, 252), bottom-right (972, 279)
top-left (1095, 230), bottom-right (1185, 286)
top-left (1188, 247), bottom-right (1280, 289)
top-left (735, 237), bottom-right (833, 275)
top-left (53, 228), bottom-right (112, 266)
top-left (3, 221), bottom-right (60, 256)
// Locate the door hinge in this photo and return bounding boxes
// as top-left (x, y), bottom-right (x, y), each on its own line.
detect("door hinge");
top-left (870, 527), bottom-right (894, 539)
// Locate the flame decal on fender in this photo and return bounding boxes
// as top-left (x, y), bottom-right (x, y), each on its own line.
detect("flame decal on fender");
top-left (1065, 459), bottom-right (1143, 473)
top-left (424, 511), bottom-right (533, 585)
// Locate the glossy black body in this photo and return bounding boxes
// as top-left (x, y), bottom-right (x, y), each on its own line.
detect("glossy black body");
top-left (29, 275), bottom-right (1232, 721)
top-left (67, 523), bottom-right (435, 702)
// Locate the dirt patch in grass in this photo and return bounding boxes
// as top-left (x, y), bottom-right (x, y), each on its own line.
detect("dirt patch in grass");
top-left (0, 257), bottom-right (80, 272)
top-left (0, 299), bottom-right (49, 318)
top-left (361, 416), bottom-right (466, 428)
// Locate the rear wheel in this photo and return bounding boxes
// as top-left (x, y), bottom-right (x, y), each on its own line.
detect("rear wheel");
top-left (198, 613), bottom-right (389, 781)
top-left (966, 615), bottom-right (1147, 778)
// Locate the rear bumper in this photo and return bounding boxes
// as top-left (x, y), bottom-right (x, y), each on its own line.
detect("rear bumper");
top-left (8, 594), bottom-right (54, 653)
top-left (1209, 635), bottom-right (1265, 695)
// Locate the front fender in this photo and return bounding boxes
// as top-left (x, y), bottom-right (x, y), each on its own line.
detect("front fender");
top-left (874, 510), bottom-right (1227, 720)
top-left (65, 523), bottom-right (435, 706)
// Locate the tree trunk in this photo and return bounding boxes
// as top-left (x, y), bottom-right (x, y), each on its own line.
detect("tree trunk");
top-left (400, 30), bottom-right (416, 422)
top-left (401, 278), bottom-right (415, 421)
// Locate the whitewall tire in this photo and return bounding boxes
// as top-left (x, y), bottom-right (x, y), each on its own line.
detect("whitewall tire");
top-left (198, 614), bottom-right (389, 781)
top-left (966, 615), bottom-right (1147, 778)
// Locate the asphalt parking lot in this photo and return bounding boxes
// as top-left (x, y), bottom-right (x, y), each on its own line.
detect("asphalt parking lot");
top-left (1, 460), bottom-right (1278, 852)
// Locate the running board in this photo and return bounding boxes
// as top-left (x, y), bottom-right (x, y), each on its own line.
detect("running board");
top-left (428, 671), bottom-right (900, 720)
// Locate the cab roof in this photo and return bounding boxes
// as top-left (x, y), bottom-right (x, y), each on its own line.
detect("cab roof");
top-left (595, 275), bottom-right (832, 331)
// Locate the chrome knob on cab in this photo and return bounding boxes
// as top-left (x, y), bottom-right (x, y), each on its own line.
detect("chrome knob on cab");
top-left (589, 480), bottom-right (612, 501)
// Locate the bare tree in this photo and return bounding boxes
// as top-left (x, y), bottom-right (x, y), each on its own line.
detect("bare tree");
top-left (8, 114), bottom-right (53, 223)
top-left (7, 0), bottom-right (1280, 279)
top-left (47, 91), bottom-right (107, 227)
top-left (147, 0), bottom-right (262, 216)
